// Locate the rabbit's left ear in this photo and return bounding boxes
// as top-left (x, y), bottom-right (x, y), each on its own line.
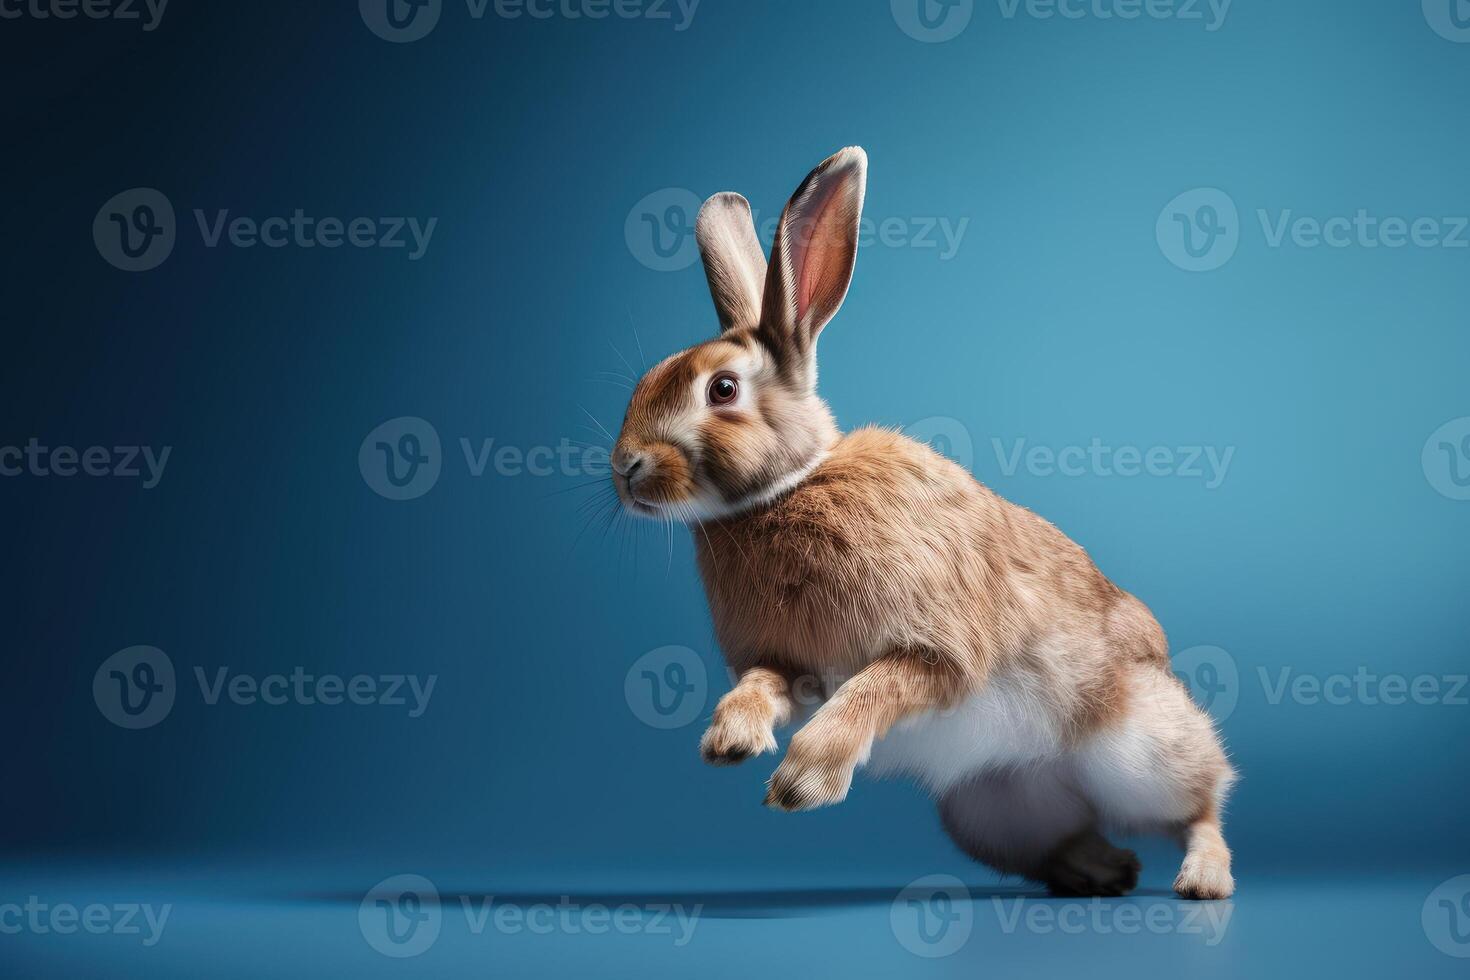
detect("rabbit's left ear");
top-left (762, 147), bottom-right (867, 357)
top-left (696, 192), bottom-right (767, 334)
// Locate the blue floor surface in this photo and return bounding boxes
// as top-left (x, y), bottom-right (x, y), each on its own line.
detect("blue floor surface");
top-left (3, 866), bottom-right (1467, 977)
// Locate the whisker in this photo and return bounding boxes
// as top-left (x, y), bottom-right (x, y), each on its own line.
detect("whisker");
top-left (576, 403), bottom-right (615, 442)
top-left (608, 340), bottom-right (638, 381)
top-left (544, 479), bottom-right (612, 498)
top-left (563, 494), bottom-right (618, 566)
top-left (628, 313), bottom-right (648, 370)
top-left (575, 487), bottom-right (618, 515)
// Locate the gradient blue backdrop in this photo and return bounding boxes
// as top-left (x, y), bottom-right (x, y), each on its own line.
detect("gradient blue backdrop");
top-left (2, 1), bottom-right (1467, 976)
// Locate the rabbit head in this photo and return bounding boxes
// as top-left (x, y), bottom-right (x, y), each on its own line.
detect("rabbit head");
top-left (612, 146), bottom-right (867, 522)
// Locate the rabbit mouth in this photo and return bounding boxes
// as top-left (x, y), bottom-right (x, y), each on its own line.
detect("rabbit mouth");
top-left (628, 493), bottom-right (662, 515)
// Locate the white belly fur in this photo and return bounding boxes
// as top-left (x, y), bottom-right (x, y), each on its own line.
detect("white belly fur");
top-left (860, 671), bottom-right (1065, 796)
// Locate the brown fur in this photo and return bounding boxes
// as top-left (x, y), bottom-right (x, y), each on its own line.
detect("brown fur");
top-left (611, 148), bottom-right (1235, 899)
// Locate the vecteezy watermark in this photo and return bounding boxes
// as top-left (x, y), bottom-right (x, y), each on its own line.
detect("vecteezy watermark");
top-left (359, 0), bottom-right (700, 43)
top-left (359, 0), bottom-right (443, 42)
top-left (360, 875), bottom-right (443, 958)
top-left (890, 875), bottom-right (973, 957)
top-left (92, 188), bottom-right (176, 272)
top-left (94, 189), bottom-right (437, 272)
top-left (93, 647), bottom-right (177, 730)
top-left (1423, 417), bottom-right (1470, 501)
top-left (92, 647), bottom-right (438, 729)
top-left (0, 439), bottom-right (171, 489)
top-left (360, 417), bottom-right (444, 501)
top-left (1257, 210), bottom-right (1470, 251)
top-left (992, 896), bottom-right (1233, 945)
top-left (1259, 666), bottom-right (1468, 708)
top-left (624, 188), bottom-right (702, 272)
top-left (992, 437), bottom-right (1235, 489)
top-left (626, 188), bottom-right (970, 272)
top-left (891, 0), bottom-right (975, 43)
top-left (1424, 0), bottom-right (1470, 43)
top-left (1173, 645), bottom-right (1239, 722)
top-left (892, 0), bottom-right (1231, 43)
top-left (897, 420), bottom-right (1231, 488)
top-left (903, 416), bottom-right (976, 472)
top-left (0, 898), bottom-right (171, 947)
top-left (359, 417), bottom-right (614, 500)
top-left (0, 0), bottom-right (169, 30)
top-left (1171, 644), bottom-right (1469, 721)
top-left (1158, 188), bottom-right (1470, 272)
top-left (358, 874), bottom-right (702, 958)
top-left (1424, 875), bottom-right (1470, 958)
top-left (624, 645), bottom-right (708, 729)
top-left (995, 0), bottom-right (1231, 30)
top-left (193, 667), bottom-right (437, 716)
top-left (357, 417), bottom-right (613, 500)
top-left (1157, 188), bottom-right (1240, 272)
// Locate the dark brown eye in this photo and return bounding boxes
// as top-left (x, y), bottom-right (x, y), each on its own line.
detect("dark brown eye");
top-left (707, 373), bottom-right (739, 406)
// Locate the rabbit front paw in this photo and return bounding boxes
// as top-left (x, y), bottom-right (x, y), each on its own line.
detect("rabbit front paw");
top-left (763, 732), bottom-right (858, 811)
top-left (700, 694), bottom-right (778, 766)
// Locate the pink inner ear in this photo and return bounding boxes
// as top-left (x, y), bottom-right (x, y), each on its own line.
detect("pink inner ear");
top-left (787, 171), bottom-right (858, 329)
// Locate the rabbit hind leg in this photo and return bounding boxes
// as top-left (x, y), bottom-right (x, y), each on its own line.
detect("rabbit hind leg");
top-left (938, 764), bottom-right (1140, 897)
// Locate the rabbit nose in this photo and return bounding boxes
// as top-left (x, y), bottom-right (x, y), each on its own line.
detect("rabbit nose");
top-left (612, 450), bottom-right (646, 479)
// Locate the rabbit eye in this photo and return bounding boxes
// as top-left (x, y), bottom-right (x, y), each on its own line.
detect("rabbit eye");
top-left (707, 373), bottom-right (739, 406)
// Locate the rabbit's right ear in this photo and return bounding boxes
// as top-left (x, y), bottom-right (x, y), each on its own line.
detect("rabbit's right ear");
top-left (759, 147), bottom-right (867, 383)
top-left (696, 192), bottom-right (767, 334)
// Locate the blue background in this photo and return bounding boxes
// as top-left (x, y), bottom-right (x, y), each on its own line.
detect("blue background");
top-left (2, 1), bottom-right (1467, 976)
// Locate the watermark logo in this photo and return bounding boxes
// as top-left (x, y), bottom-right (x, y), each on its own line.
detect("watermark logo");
top-left (992, 437), bottom-right (1234, 488)
top-left (627, 189), bottom-right (971, 271)
top-left (94, 188), bottom-right (176, 272)
top-left (1423, 875), bottom-right (1470, 957)
top-left (993, 896), bottom-right (1232, 944)
top-left (1423, 417), bottom-right (1470, 501)
top-left (890, 874), bottom-right (972, 957)
top-left (1257, 210), bottom-right (1469, 250)
top-left (626, 188), bottom-right (702, 272)
top-left (95, 650), bottom-right (436, 727)
top-left (0, 0), bottom-right (169, 30)
top-left (0, 898), bottom-right (171, 946)
top-left (360, 420), bottom-right (616, 499)
top-left (0, 440), bottom-right (171, 488)
top-left (997, 0), bottom-right (1231, 30)
top-left (95, 191), bottom-right (437, 270)
top-left (1424, 0), bottom-right (1470, 43)
top-left (360, 874), bottom-right (442, 958)
top-left (1157, 188), bottom-right (1240, 272)
top-left (1162, 191), bottom-right (1469, 272)
top-left (1258, 666), bottom-right (1466, 708)
top-left (904, 416), bottom-right (976, 472)
top-left (360, 0), bottom-right (443, 42)
top-left (892, 0), bottom-right (974, 43)
top-left (360, 417), bottom-right (443, 500)
top-left (1172, 645), bottom-right (1238, 721)
top-left (359, 877), bottom-right (700, 953)
top-left (625, 645), bottom-right (707, 729)
top-left (92, 646), bottom-right (176, 730)
top-left (362, 0), bottom-right (699, 43)
top-left (194, 667), bottom-right (437, 716)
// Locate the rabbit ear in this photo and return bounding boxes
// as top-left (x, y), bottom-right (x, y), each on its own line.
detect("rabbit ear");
top-left (696, 192), bottom-right (767, 334)
top-left (761, 147), bottom-right (867, 359)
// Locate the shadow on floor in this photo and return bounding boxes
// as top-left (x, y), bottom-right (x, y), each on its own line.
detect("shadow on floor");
top-left (291, 884), bottom-right (1181, 918)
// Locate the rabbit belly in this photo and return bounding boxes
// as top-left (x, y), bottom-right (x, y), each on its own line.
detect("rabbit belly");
top-left (860, 673), bottom-right (1065, 795)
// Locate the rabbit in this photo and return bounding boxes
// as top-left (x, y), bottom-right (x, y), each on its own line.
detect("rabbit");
top-left (610, 147), bottom-right (1236, 900)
